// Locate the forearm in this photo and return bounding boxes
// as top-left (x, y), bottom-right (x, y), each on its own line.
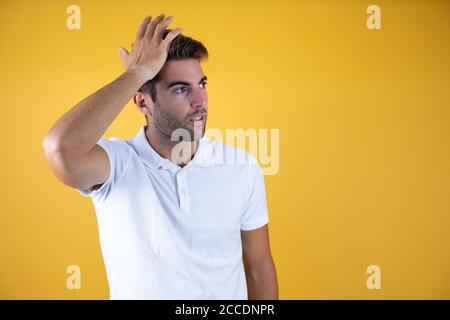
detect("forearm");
top-left (44, 67), bottom-right (150, 157)
top-left (245, 260), bottom-right (279, 300)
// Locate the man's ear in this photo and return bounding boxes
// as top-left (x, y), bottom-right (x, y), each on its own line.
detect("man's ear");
top-left (133, 91), bottom-right (154, 118)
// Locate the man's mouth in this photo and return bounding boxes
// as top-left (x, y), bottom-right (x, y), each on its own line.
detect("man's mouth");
top-left (189, 114), bottom-right (206, 122)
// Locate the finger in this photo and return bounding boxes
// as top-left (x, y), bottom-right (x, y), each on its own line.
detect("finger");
top-left (154, 16), bottom-right (174, 41)
top-left (145, 13), bottom-right (165, 39)
top-left (118, 47), bottom-right (129, 60)
top-left (162, 28), bottom-right (183, 46)
top-left (135, 15), bottom-right (151, 41)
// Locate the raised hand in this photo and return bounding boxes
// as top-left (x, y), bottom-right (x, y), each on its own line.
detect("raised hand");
top-left (118, 14), bottom-right (182, 79)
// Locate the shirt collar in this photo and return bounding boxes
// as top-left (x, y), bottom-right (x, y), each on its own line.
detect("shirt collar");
top-left (131, 126), bottom-right (217, 170)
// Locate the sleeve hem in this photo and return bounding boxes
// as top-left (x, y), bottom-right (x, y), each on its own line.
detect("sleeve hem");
top-left (240, 216), bottom-right (269, 231)
top-left (76, 139), bottom-right (115, 198)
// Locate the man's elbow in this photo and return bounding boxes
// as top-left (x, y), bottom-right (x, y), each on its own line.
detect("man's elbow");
top-left (42, 134), bottom-right (81, 188)
top-left (42, 133), bottom-right (71, 171)
top-left (246, 261), bottom-right (279, 300)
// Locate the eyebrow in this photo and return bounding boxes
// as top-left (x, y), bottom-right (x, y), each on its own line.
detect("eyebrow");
top-left (166, 76), bottom-right (208, 89)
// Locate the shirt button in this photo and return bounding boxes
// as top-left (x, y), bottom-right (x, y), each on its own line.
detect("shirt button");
top-left (180, 189), bottom-right (186, 194)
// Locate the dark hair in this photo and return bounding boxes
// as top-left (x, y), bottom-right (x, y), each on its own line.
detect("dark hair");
top-left (138, 29), bottom-right (209, 103)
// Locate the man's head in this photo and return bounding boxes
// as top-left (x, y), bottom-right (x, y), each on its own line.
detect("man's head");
top-left (133, 29), bottom-right (209, 142)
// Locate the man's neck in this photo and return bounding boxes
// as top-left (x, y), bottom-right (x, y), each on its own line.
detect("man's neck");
top-left (144, 125), bottom-right (198, 167)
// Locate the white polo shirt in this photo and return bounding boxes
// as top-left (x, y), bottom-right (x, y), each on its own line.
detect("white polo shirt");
top-left (78, 126), bottom-right (269, 300)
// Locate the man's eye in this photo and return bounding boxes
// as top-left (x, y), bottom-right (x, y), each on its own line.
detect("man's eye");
top-left (175, 83), bottom-right (207, 94)
top-left (175, 87), bottom-right (187, 94)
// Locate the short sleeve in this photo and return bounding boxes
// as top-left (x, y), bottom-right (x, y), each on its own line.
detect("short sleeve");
top-left (240, 153), bottom-right (269, 231)
top-left (77, 137), bottom-right (131, 201)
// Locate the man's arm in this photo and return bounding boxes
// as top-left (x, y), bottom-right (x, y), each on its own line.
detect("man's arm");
top-left (241, 224), bottom-right (279, 299)
top-left (43, 69), bottom-right (149, 190)
top-left (42, 14), bottom-right (182, 190)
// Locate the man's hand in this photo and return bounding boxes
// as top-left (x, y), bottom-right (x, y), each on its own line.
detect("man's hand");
top-left (118, 13), bottom-right (182, 80)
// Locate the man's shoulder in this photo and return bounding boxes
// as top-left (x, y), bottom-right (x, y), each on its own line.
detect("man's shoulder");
top-left (96, 136), bottom-right (139, 158)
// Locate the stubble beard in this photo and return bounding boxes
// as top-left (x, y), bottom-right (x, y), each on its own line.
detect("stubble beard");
top-left (153, 100), bottom-right (206, 143)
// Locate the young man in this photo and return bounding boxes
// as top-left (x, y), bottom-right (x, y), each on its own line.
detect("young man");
top-left (43, 13), bottom-right (278, 300)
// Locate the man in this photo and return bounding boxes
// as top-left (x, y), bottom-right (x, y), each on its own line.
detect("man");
top-left (43, 13), bottom-right (278, 300)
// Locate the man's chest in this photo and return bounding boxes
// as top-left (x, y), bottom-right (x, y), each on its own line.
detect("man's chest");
top-left (124, 165), bottom-right (249, 261)
top-left (144, 165), bottom-right (248, 226)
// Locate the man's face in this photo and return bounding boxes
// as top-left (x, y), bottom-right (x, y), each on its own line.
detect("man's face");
top-left (150, 58), bottom-right (208, 141)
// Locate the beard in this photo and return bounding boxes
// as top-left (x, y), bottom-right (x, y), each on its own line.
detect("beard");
top-left (152, 100), bottom-right (207, 142)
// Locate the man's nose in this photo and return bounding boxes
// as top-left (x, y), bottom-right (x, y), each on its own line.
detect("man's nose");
top-left (190, 89), bottom-right (208, 109)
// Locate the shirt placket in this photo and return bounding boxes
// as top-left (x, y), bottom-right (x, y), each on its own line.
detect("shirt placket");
top-left (176, 169), bottom-right (191, 217)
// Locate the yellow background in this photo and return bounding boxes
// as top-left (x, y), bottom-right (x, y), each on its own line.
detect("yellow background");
top-left (0, 0), bottom-right (449, 299)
